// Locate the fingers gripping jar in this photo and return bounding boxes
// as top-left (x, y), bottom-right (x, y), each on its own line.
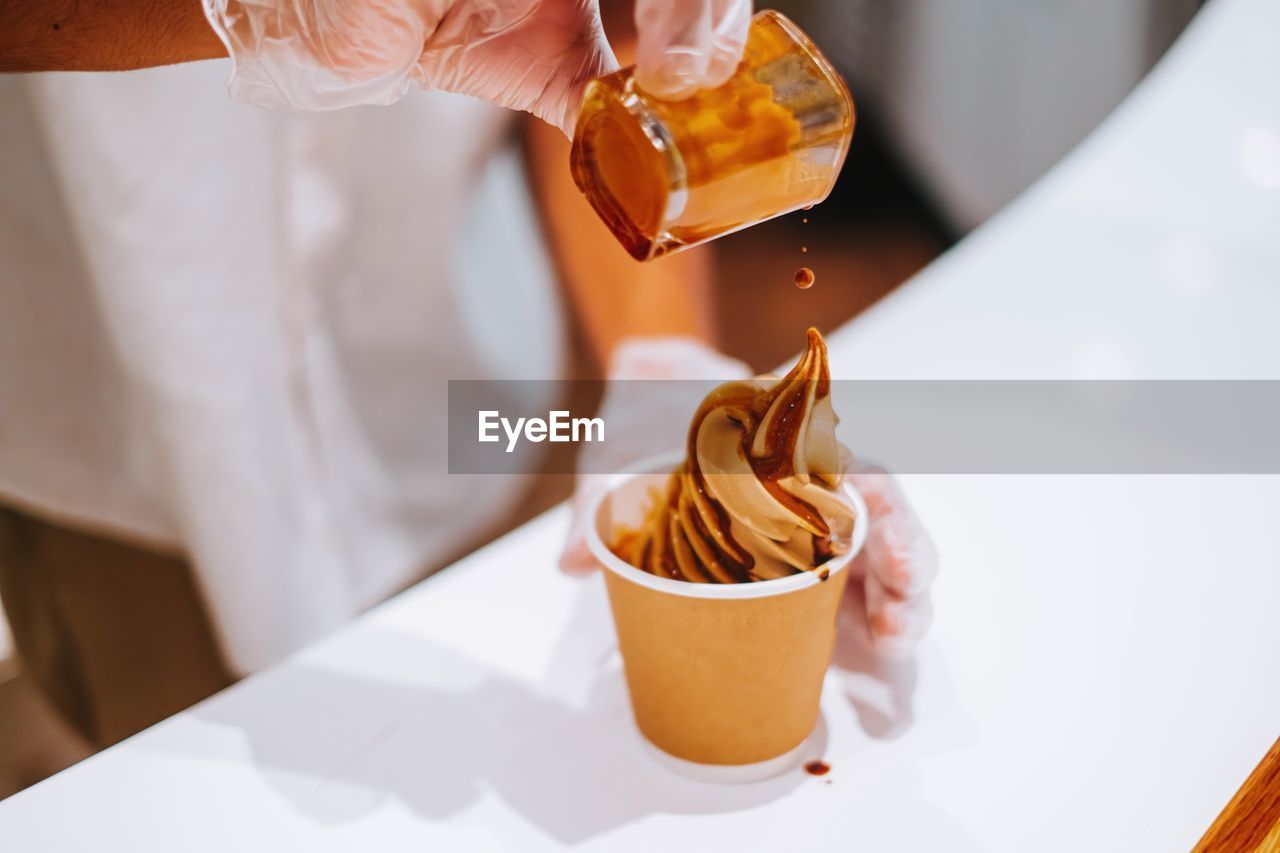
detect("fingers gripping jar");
top-left (570, 11), bottom-right (855, 261)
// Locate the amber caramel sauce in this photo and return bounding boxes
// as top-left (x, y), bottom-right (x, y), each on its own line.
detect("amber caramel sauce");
top-left (611, 329), bottom-right (844, 584)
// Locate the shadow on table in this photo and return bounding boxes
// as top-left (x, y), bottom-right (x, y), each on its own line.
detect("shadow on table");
top-left (186, 625), bottom-right (822, 844)
top-left (177, 568), bottom-right (969, 844)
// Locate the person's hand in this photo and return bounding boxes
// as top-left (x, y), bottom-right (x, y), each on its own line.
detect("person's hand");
top-left (841, 464), bottom-right (937, 658)
top-left (558, 336), bottom-right (751, 573)
top-left (204, 0), bottom-right (752, 133)
top-left (634, 0), bottom-right (752, 100)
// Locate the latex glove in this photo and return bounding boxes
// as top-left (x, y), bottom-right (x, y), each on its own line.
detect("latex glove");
top-left (204, 0), bottom-right (752, 133)
top-left (841, 464), bottom-right (938, 659)
top-left (559, 336), bottom-right (751, 573)
top-left (635, 0), bottom-right (753, 100)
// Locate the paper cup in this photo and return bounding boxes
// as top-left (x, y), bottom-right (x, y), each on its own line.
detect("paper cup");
top-left (587, 454), bottom-right (867, 781)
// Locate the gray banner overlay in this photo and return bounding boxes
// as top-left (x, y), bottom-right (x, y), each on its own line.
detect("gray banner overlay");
top-left (447, 380), bottom-right (1280, 475)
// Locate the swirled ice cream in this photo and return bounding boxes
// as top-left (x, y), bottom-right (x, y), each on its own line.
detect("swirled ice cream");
top-left (612, 328), bottom-right (856, 582)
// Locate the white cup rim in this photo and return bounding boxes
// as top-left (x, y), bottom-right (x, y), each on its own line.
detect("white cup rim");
top-left (586, 451), bottom-right (868, 600)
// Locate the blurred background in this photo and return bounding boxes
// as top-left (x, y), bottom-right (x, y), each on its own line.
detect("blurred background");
top-left (717, 0), bottom-right (1203, 370)
top-left (0, 0), bottom-right (1204, 799)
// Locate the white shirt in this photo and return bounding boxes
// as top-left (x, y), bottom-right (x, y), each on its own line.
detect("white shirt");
top-left (0, 61), bottom-right (565, 674)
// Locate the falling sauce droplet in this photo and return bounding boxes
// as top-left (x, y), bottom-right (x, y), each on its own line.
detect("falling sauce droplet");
top-left (800, 246), bottom-right (808, 254)
top-left (804, 760), bottom-right (831, 776)
top-left (802, 217), bottom-right (809, 224)
top-left (794, 267), bottom-right (815, 289)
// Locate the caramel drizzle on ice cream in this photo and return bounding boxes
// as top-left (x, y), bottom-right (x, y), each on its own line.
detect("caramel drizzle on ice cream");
top-left (612, 329), bottom-right (855, 583)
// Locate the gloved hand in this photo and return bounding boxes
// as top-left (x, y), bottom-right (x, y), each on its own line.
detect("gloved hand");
top-left (557, 337), bottom-right (938, 658)
top-left (203, 0), bottom-right (753, 133)
top-left (634, 0), bottom-right (753, 100)
top-left (841, 464), bottom-right (937, 658)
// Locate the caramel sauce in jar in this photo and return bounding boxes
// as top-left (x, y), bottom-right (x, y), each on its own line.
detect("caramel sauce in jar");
top-left (571, 11), bottom-right (855, 261)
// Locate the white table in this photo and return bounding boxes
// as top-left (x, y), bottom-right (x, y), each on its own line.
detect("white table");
top-left (4, 0), bottom-right (1279, 849)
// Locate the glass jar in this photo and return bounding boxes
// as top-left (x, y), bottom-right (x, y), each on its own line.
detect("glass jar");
top-left (570, 10), bottom-right (855, 262)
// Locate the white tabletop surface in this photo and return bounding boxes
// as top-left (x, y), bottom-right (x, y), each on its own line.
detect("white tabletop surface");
top-left (4, 0), bottom-right (1279, 850)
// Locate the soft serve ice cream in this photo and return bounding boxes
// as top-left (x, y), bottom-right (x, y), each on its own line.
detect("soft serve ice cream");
top-left (612, 328), bottom-right (856, 582)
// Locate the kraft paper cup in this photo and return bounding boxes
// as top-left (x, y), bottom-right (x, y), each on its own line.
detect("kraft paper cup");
top-left (587, 454), bottom-right (867, 783)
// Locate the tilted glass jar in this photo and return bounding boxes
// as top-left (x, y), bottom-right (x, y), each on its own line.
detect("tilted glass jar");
top-left (570, 10), bottom-right (855, 261)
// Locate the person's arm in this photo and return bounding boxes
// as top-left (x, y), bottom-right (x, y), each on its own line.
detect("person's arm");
top-left (0, 0), bottom-right (225, 72)
top-left (524, 114), bottom-right (718, 372)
